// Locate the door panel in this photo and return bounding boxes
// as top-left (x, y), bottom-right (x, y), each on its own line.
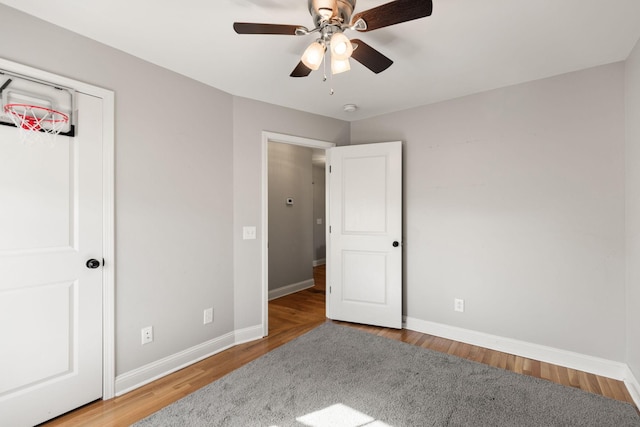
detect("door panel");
top-left (0, 93), bottom-right (103, 426)
top-left (343, 155), bottom-right (388, 233)
top-left (327, 141), bottom-right (402, 329)
top-left (0, 137), bottom-right (74, 251)
top-left (342, 251), bottom-right (387, 303)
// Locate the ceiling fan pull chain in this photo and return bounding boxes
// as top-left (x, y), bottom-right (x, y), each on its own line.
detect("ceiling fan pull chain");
top-left (322, 49), bottom-right (328, 82)
top-left (319, 49), bottom-right (334, 95)
top-left (329, 72), bottom-right (334, 95)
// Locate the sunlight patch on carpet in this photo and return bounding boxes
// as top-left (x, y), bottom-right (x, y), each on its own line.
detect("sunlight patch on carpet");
top-left (295, 403), bottom-right (392, 427)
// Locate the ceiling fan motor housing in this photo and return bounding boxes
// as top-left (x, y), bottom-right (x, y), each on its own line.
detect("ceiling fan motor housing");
top-left (309, 0), bottom-right (356, 27)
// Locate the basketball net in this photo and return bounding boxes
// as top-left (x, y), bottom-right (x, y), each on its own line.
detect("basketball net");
top-left (3, 103), bottom-right (69, 145)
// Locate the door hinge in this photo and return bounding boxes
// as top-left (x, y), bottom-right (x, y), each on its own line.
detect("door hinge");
top-left (329, 165), bottom-right (332, 173)
top-left (329, 286), bottom-right (331, 294)
top-left (329, 226), bottom-right (331, 233)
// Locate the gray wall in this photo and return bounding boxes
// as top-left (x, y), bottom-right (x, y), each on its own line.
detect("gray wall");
top-left (0, 4), bottom-right (350, 378)
top-left (351, 63), bottom-right (626, 361)
top-left (626, 38), bottom-right (640, 380)
top-left (268, 142), bottom-right (314, 291)
top-left (0, 6), bottom-right (235, 375)
top-left (313, 164), bottom-right (327, 263)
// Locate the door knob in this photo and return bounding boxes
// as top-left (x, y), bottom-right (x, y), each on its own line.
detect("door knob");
top-left (86, 259), bottom-right (101, 269)
top-left (392, 241), bottom-right (400, 247)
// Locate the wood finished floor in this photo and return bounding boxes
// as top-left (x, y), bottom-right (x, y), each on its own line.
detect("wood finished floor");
top-left (42, 265), bottom-right (636, 426)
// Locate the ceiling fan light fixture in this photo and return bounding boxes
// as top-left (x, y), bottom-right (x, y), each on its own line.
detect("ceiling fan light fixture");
top-left (330, 32), bottom-right (353, 60)
top-left (331, 57), bottom-right (351, 74)
top-left (237, 0), bottom-right (435, 80)
top-left (301, 41), bottom-right (326, 70)
top-left (313, 0), bottom-right (337, 20)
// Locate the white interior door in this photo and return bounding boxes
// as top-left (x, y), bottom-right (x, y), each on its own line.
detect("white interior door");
top-left (0, 93), bottom-right (104, 426)
top-left (327, 141), bottom-right (402, 329)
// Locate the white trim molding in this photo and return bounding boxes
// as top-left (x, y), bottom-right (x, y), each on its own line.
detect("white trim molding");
top-left (624, 366), bottom-right (640, 408)
top-left (234, 324), bottom-right (265, 346)
top-left (115, 325), bottom-right (264, 396)
top-left (313, 258), bottom-right (326, 267)
top-left (115, 332), bottom-right (235, 396)
top-left (268, 279), bottom-right (315, 301)
top-left (404, 317), bottom-right (629, 382)
top-left (406, 316), bottom-right (640, 408)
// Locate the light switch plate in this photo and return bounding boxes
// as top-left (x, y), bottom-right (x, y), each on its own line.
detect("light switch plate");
top-left (243, 226), bottom-right (256, 240)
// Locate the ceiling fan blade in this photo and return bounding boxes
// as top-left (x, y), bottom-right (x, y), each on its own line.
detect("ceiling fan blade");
top-left (350, 39), bottom-right (393, 74)
top-left (233, 22), bottom-right (305, 35)
top-left (290, 61), bottom-right (313, 77)
top-left (351, 0), bottom-right (433, 32)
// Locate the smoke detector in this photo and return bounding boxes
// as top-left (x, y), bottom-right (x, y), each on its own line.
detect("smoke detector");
top-left (343, 104), bottom-right (358, 113)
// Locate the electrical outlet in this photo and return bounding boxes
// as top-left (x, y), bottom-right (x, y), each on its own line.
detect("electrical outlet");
top-left (454, 298), bottom-right (465, 313)
top-left (141, 326), bottom-right (153, 345)
top-left (204, 307), bottom-right (213, 325)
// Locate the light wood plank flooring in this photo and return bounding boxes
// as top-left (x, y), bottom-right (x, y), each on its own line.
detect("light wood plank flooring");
top-left (42, 265), bottom-right (636, 426)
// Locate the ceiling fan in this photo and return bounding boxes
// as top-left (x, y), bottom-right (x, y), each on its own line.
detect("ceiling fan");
top-left (233, 0), bottom-right (433, 77)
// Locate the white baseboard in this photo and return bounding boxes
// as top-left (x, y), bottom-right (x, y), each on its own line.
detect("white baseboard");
top-left (115, 325), bottom-right (264, 396)
top-left (268, 278), bottom-right (314, 300)
top-left (113, 317), bottom-right (640, 410)
top-left (404, 317), bottom-right (628, 381)
top-left (234, 324), bottom-right (265, 345)
top-left (313, 259), bottom-right (326, 267)
top-left (624, 366), bottom-right (640, 408)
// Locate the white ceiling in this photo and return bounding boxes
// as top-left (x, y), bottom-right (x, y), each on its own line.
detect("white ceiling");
top-left (2, 0), bottom-right (640, 121)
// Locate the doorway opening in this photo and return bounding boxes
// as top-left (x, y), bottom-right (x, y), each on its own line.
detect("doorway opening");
top-left (261, 132), bottom-right (335, 336)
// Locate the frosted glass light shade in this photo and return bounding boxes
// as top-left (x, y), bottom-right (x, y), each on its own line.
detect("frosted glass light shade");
top-left (331, 57), bottom-right (351, 74)
top-left (330, 32), bottom-right (353, 60)
top-left (301, 42), bottom-right (325, 70)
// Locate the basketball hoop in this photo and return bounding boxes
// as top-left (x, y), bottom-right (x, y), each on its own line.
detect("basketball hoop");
top-left (3, 103), bottom-right (69, 144)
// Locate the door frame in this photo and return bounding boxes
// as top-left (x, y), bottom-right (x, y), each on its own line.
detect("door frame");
top-left (261, 131), bottom-right (335, 336)
top-left (0, 58), bottom-right (116, 399)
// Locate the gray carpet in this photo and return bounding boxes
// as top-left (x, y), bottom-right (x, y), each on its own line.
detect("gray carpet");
top-left (133, 323), bottom-right (640, 426)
